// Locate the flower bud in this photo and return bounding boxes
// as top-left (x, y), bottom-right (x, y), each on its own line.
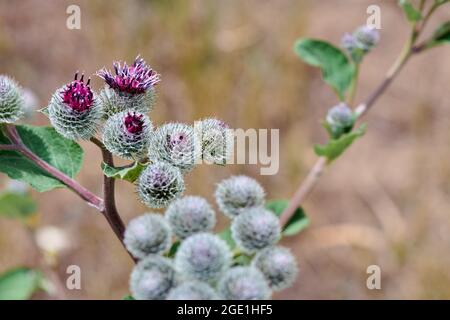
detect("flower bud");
top-left (124, 213), bottom-right (172, 259)
top-left (0, 75), bottom-right (24, 123)
top-left (149, 123), bottom-right (201, 173)
top-left (342, 26), bottom-right (379, 63)
top-left (195, 118), bottom-right (234, 165)
top-left (341, 33), bottom-right (357, 52)
top-left (47, 73), bottom-right (102, 140)
top-left (174, 233), bottom-right (231, 282)
top-left (326, 103), bottom-right (354, 138)
top-left (97, 55), bottom-right (160, 118)
top-left (218, 266), bottom-right (271, 300)
top-left (252, 246), bottom-right (298, 291)
top-left (165, 196), bottom-right (216, 240)
top-left (341, 33), bottom-right (364, 63)
top-left (166, 281), bottom-right (218, 300)
top-left (231, 207), bottom-right (281, 253)
top-left (130, 255), bottom-right (177, 300)
top-left (137, 162), bottom-right (185, 209)
top-left (354, 25), bottom-right (379, 52)
top-left (215, 175), bottom-right (265, 219)
top-left (102, 110), bottom-right (152, 160)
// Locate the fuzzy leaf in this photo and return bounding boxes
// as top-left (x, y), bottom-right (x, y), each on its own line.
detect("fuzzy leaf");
top-left (122, 294), bottom-right (135, 300)
top-left (0, 125), bottom-right (84, 192)
top-left (314, 124), bottom-right (366, 162)
top-left (399, 0), bottom-right (422, 22)
top-left (0, 267), bottom-right (43, 300)
top-left (101, 162), bottom-right (146, 183)
top-left (266, 199), bottom-right (310, 236)
top-left (0, 192), bottom-right (37, 220)
top-left (294, 38), bottom-right (354, 101)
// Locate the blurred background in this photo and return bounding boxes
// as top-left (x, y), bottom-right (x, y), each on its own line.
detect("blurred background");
top-left (0, 0), bottom-right (449, 299)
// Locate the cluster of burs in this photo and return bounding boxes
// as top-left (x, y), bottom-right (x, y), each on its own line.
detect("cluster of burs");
top-left (0, 56), bottom-right (298, 299)
top-left (126, 175), bottom-right (298, 300)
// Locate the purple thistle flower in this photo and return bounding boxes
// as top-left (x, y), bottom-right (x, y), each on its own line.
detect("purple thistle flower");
top-left (61, 72), bottom-right (94, 112)
top-left (124, 112), bottom-right (145, 134)
top-left (97, 55), bottom-right (161, 95)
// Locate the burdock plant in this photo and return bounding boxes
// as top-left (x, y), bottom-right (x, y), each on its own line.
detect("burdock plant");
top-left (47, 73), bottom-right (102, 140)
top-left (0, 0), bottom-right (448, 301)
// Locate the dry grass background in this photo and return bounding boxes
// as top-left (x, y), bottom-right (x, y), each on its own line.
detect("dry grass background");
top-left (0, 0), bottom-right (449, 299)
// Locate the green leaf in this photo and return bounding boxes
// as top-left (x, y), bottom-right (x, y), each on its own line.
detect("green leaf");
top-left (0, 267), bottom-right (43, 300)
top-left (294, 38), bottom-right (354, 101)
top-left (399, 0), bottom-right (422, 22)
top-left (232, 254), bottom-right (252, 266)
top-left (122, 294), bottom-right (135, 300)
top-left (167, 241), bottom-right (180, 258)
top-left (266, 199), bottom-right (310, 236)
top-left (0, 192), bottom-right (37, 219)
top-left (427, 21), bottom-right (450, 48)
top-left (314, 124), bottom-right (366, 162)
top-left (219, 227), bottom-right (236, 249)
top-left (101, 162), bottom-right (146, 183)
top-left (0, 125), bottom-right (84, 192)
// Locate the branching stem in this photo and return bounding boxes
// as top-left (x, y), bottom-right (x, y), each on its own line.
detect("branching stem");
top-left (90, 137), bottom-right (136, 262)
top-left (279, 15), bottom-right (432, 226)
top-left (2, 124), bottom-right (104, 211)
top-left (0, 125), bottom-right (135, 262)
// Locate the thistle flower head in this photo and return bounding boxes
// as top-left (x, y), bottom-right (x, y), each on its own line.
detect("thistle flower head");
top-left (354, 25), bottom-right (380, 51)
top-left (0, 75), bottom-right (24, 123)
top-left (165, 196), bottom-right (216, 240)
top-left (102, 110), bottom-right (152, 160)
top-left (326, 103), bottom-right (354, 139)
top-left (174, 233), bottom-right (231, 282)
top-left (137, 162), bottom-right (185, 208)
top-left (215, 175), bottom-right (265, 218)
top-left (166, 281), bottom-right (219, 300)
top-left (97, 55), bottom-right (160, 95)
top-left (130, 255), bottom-right (177, 300)
top-left (231, 207), bottom-right (281, 253)
top-left (47, 73), bottom-right (102, 140)
top-left (252, 246), bottom-right (298, 291)
top-left (124, 213), bottom-right (172, 259)
top-left (149, 123), bottom-right (201, 172)
top-left (97, 56), bottom-right (159, 118)
top-left (61, 72), bottom-right (93, 112)
top-left (195, 118), bottom-right (234, 165)
top-left (218, 266), bottom-right (271, 300)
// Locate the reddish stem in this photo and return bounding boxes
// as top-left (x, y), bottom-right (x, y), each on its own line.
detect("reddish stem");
top-left (3, 125), bottom-right (104, 211)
